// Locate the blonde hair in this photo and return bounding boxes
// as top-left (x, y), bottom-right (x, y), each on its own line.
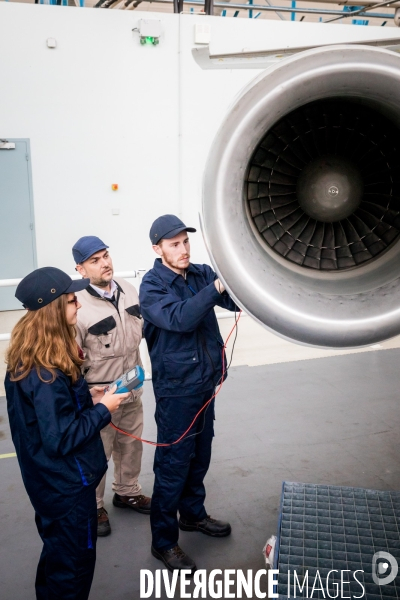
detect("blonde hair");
top-left (6, 294), bottom-right (83, 383)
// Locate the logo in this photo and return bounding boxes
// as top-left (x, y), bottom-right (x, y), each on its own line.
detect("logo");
top-left (328, 185), bottom-right (339, 197)
top-left (372, 551), bottom-right (398, 586)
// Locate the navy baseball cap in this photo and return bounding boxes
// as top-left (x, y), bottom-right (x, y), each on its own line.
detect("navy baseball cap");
top-left (16, 267), bottom-right (90, 311)
top-left (72, 236), bottom-right (109, 264)
top-left (150, 214), bottom-right (196, 245)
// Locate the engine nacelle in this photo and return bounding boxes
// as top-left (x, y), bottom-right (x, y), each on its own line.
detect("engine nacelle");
top-left (202, 45), bottom-right (400, 348)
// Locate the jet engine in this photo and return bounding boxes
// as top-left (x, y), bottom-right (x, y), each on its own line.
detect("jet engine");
top-left (202, 45), bottom-right (400, 348)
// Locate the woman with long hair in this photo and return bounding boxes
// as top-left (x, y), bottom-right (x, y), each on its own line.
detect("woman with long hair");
top-left (5, 267), bottom-right (129, 600)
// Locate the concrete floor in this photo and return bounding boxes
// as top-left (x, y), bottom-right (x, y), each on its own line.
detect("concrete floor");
top-left (1, 349), bottom-right (400, 599)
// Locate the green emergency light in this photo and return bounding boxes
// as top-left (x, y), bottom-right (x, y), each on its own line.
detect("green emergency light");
top-left (140, 36), bottom-right (159, 45)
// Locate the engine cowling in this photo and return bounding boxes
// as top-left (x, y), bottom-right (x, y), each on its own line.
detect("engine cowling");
top-left (202, 45), bottom-right (400, 348)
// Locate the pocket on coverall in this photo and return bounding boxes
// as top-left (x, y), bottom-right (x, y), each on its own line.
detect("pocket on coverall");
top-left (163, 350), bottom-right (202, 387)
top-left (88, 316), bottom-right (117, 359)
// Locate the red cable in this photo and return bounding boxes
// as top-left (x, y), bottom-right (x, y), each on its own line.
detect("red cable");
top-left (110, 310), bottom-right (242, 447)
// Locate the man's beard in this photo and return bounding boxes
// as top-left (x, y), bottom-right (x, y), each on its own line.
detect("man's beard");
top-left (163, 255), bottom-right (190, 271)
top-left (91, 271), bottom-right (113, 288)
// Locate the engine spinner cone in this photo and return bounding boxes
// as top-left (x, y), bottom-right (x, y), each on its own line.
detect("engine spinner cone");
top-left (297, 155), bottom-right (363, 223)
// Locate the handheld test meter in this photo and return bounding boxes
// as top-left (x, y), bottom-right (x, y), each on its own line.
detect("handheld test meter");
top-left (107, 365), bottom-right (145, 394)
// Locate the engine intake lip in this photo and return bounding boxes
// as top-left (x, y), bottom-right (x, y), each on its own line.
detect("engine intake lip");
top-left (202, 45), bottom-right (400, 347)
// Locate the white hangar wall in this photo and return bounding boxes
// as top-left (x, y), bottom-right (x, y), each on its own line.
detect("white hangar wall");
top-left (0, 3), bottom-right (181, 274)
top-left (0, 2), bottom-right (398, 275)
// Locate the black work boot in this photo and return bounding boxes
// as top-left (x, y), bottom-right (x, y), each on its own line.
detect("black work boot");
top-left (97, 507), bottom-right (111, 537)
top-left (151, 545), bottom-right (196, 575)
top-left (179, 515), bottom-right (232, 537)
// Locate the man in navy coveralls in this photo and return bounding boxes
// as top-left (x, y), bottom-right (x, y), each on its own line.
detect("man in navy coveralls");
top-left (139, 214), bottom-right (238, 573)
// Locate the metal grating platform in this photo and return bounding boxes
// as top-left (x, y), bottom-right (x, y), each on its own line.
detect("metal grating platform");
top-left (275, 482), bottom-right (400, 599)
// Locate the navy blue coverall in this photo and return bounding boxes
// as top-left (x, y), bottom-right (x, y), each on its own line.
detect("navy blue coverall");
top-left (5, 368), bottom-right (111, 600)
top-left (139, 258), bottom-right (237, 551)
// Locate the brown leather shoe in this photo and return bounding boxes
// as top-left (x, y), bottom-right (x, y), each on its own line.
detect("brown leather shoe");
top-left (151, 545), bottom-right (196, 575)
top-left (97, 507), bottom-right (111, 537)
top-left (112, 493), bottom-right (151, 514)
